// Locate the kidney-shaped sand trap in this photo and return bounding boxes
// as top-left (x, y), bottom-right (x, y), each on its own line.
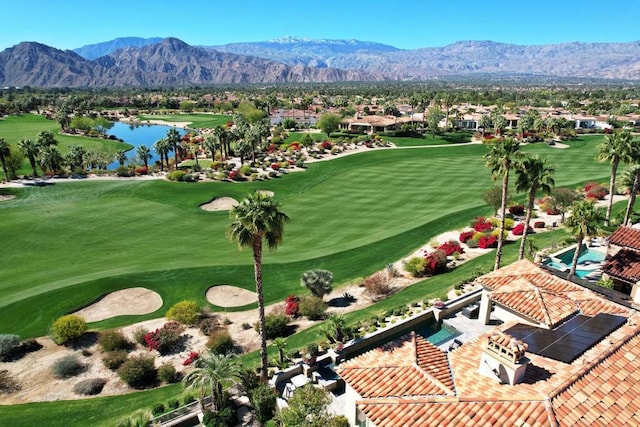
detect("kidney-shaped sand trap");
top-left (73, 287), bottom-right (163, 322)
top-left (206, 285), bottom-right (257, 307)
top-left (200, 197), bottom-right (239, 211)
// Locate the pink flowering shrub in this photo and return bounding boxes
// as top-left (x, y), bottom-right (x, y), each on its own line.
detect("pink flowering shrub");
top-left (183, 351), bottom-right (199, 366)
top-left (478, 234), bottom-right (498, 249)
top-left (472, 217), bottom-right (493, 232)
top-left (438, 240), bottom-right (464, 256)
top-left (284, 295), bottom-right (299, 317)
top-left (459, 230), bottom-right (475, 243)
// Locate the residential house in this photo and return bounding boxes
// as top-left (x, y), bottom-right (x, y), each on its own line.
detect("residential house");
top-left (603, 225), bottom-right (640, 303)
top-left (338, 260), bottom-right (638, 426)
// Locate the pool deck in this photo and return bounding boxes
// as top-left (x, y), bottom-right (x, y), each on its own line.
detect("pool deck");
top-left (438, 310), bottom-right (503, 351)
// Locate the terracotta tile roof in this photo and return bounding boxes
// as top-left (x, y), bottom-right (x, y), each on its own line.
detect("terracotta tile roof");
top-left (608, 226), bottom-right (640, 251)
top-left (551, 332), bottom-right (640, 426)
top-left (337, 332), bottom-right (454, 398)
top-left (603, 248), bottom-right (640, 284)
top-left (358, 399), bottom-right (554, 427)
top-left (477, 260), bottom-right (623, 327)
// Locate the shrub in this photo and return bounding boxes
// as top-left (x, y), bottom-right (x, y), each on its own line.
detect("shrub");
top-left (144, 322), bottom-right (184, 355)
top-left (0, 370), bottom-right (20, 394)
top-left (534, 221), bottom-right (546, 228)
top-left (166, 301), bottom-right (201, 326)
top-left (206, 330), bottom-right (235, 354)
top-left (132, 327), bottom-right (148, 346)
top-left (478, 234), bottom-right (498, 249)
top-left (250, 383), bottom-right (277, 424)
top-left (199, 317), bottom-right (220, 336)
top-left (301, 269), bottom-right (334, 298)
top-left (284, 295), bottom-right (299, 317)
top-left (98, 330), bottom-right (130, 352)
top-left (183, 394), bottom-right (196, 405)
top-left (424, 250), bottom-right (448, 275)
top-left (167, 170), bottom-right (187, 181)
top-left (182, 351), bottom-right (199, 366)
top-left (298, 296), bottom-right (327, 321)
top-left (405, 256), bottom-right (426, 277)
top-left (116, 166), bottom-right (133, 177)
top-left (103, 349), bottom-right (129, 370)
top-left (158, 362), bottom-right (179, 383)
top-left (0, 334), bottom-right (20, 361)
top-left (118, 355), bottom-right (157, 389)
top-left (135, 166), bottom-right (148, 175)
top-left (363, 271), bottom-right (394, 296)
top-left (472, 217), bottom-right (493, 232)
top-left (151, 403), bottom-right (166, 416)
top-left (52, 355), bottom-right (85, 379)
top-left (459, 230), bottom-right (475, 243)
top-left (503, 218), bottom-right (515, 230)
top-left (586, 183), bottom-right (608, 200)
top-left (50, 314), bottom-right (87, 345)
top-left (512, 223), bottom-right (534, 236)
top-left (73, 378), bottom-right (106, 396)
top-left (438, 240), bottom-right (464, 256)
top-left (508, 204), bottom-right (525, 215)
top-left (203, 406), bottom-right (234, 427)
top-left (257, 311), bottom-right (291, 339)
top-left (166, 399), bottom-right (180, 410)
top-left (239, 164), bottom-right (252, 176)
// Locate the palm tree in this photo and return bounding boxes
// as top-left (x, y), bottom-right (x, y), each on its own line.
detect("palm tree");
top-left (115, 150), bottom-right (128, 167)
top-left (515, 156), bottom-right (555, 260)
top-left (67, 145), bottom-right (87, 173)
top-left (597, 130), bottom-right (634, 226)
top-left (272, 337), bottom-right (287, 367)
top-left (0, 138), bottom-right (11, 183)
top-left (203, 135), bottom-right (219, 162)
top-left (153, 138), bottom-right (171, 171)
top-left (565, 200), bottom-right (604, 279)
top-left (182, 352), bottom-right (240, 412)
top-left (213, 126), bottom-right (229, 161)
top-left (166, 128), bottom-right (181, 167)
top-left (227, 192), bottom-right (289, 380)
top-left (18, 138), bottom-right (40, 177)
top-left (39, 146), bottom-right (62, 174)
top-left (36, 130), bottom-right (57, 148)
top-left (619, 166), bottom-right (640, 225)
top-left (484, 138), bottom-right (523, 270)
top-left (135, 145), bottom-right (152, 169)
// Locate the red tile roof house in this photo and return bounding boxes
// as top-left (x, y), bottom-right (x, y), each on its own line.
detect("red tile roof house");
top-left (337, 260), bottom-right (640, 426)
top-left (603, 226), bottom-right (640, 304)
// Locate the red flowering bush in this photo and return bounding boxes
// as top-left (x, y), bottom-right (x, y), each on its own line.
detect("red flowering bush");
top-left (459, 230), bottom-right (475, 243)
top-left (424, 249), bottom-right (448, 275)
top-left (284, 295), bottom-right (299, 317)
top-left (508, 205), bottom-right (525, 215)
top-left (289, 142), bottom-right (301, 151)
top-left (144, 322), bottom-right (184, 355)
top-left (583, 182), bottom-right (599, 193)
top-left (135, 166), bottom-right (148, 175)
top-left (585, 183), bottom-right (608, 200)
top-left (225, 120), bottom-right (234, 128)
top-left (267, 143), bottom-right (278, 153)
top-left (478, 234), bottom-right (498, 249)
top-left (512, 223), bottom-right (534, 236)
top-left (182, 351), bottom-right (199, 366)
top-left (438, 240), bottom-right (464, 256)
top-left (320, 141), bottom-right (333, 150)
top-left (270, 163), bottom-right (280, 170)
top-left (228, 170), bottom-right (238, 180)
top-left (534, 221), bottom-right (546, 229)
top-left (472, 217), bottom-right (493, 232)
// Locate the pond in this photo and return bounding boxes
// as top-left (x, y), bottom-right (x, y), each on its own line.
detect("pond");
top-left (107, 122), bottom-right (187, 169)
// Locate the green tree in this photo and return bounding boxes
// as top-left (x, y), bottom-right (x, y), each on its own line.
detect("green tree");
top-left (425, 106), bottom-right (444, 138)
top-left (213, 126), bottom-right (230, 161)
top-left (483, 185), bottom-right (509, 215)
top-left (36, 130), bottom-right (57, 148)
top-left (619, 166), bottom-right (640, 226)
top-left (275, 384), bottom-right (338, 426)
top-left (153, 138), bottom-right (171, 171)
top-left (136, 145), bottom-right (152, 169)
top-left (484, 138), bottom-right (523, 270)
top-left (0, 138), bottom-right (11, 182)
top-left (17, 138), bottom-right (40, 177)
top-left (317, 113), bottom-right (341, 137)
top-left (301, 269), bottom-right (334, 299)
top-left (166, 128), bottom-right (181, 167)
top-left (564, 200), bottom-right (604, 279)
top-left (182, 352), bottom-right (240, 412)
top-left (515, 156), bottom-right (555, 260)
top-left (548, 187), bottom-right (582, 223)
top-left (39, 145), bottom-right (62, 174)
top-left (203, 135), bottom-right (219, 162)
top-left (227, 192), bottom-right (289, 380)
top-left (115, 150), bottom-right (128, 167)
top-left (597, 130), bottom-right (635, 225)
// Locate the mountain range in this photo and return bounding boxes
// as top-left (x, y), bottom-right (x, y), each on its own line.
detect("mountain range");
top-left (3, 36), bottom-right (640, 87)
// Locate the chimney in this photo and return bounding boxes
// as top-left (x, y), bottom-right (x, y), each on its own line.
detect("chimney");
top-left (479, 332), bottom-right (529, 385)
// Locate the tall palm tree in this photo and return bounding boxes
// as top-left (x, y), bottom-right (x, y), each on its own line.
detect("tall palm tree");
top-left (182, 352), bottom-right (240, 412)
top-left (565, 200), bottom-right (604, 279)
top-left (227, 192), bottom-right (289, 380)
top-left (136, 145), bottom-right (152, 169)
top-left (213, 126), bottom-right (228, 161)
top-left (619, 166), bottom-right (640, 226)
top-left (153, 138), bottom-right (171, 171)
top-left (597, 130), bottom-right (634, 226)
top-left (36, 130), bottom-right (57, 148)
top-left (39, 146), bottom-right (62, 174)
top-left (18, 138), bottom-right (40, 177)
top-left (515, 156), bottom-right (555, 260)
top-left (115, 150), bottom-right (128, 167)
top-left (166, 128), bottom-right (181, 167)
top-left (0, 138), bottom-right (11, 183)
top-left (203, 135), bottom-right (219, 162)
top-left (484, 138), bottom-right (523, 270)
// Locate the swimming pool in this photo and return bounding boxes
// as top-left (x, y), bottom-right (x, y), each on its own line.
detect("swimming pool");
top-left (543, 244), bottom-right (605, 279)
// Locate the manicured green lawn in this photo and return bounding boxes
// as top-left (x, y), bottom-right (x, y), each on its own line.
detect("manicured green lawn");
top-left (385, 131), bottom-right (473, 147)
top-left (0, 130), bottom-right (615, 424)
top-left (137, 113), bottom-right (232, 129)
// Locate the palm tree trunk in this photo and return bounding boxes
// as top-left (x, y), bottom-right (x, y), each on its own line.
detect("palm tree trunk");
top-left (519, 188), bottom-right (537, 260)
top-left (29, 158), bottom-right (38, 177)
top-left (568, 233), bottom-right (584, 279)
top-left (605, 160), bottom-right (619, 226)
top-left (0, 157), bottom-right (8, 183)
top-left (624, 168), bottom-right (640, 226)
top-left (173, 143), bottom-right (179, 167)
top-left (253, 235), bottom-right (268, 381)
top-left (494, 172), bottom-right (509, 270)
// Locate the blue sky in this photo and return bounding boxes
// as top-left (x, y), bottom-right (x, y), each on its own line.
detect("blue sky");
top-left (2, 0), bottom-right (639, 51)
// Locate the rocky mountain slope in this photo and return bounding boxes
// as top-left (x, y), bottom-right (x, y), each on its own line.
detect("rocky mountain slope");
top-left (73, 37), bottom-right (163, 60)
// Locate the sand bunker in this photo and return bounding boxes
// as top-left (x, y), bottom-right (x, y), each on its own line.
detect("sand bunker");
top-left (206, 285), bottom-right (257, 307)
top-left (200, 197), bottom-right (239, 211)
top-left (73, 287), bottom-right (163, 322)
top-left (0, 194), bottom-right (16, 201)
top-left (257, 190), bottom-right (274, 197)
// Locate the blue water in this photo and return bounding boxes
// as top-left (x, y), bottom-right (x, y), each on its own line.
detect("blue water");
top-left (107, 122), bottom-right (186, 169)
top-left (544, 246), bottom-right (605, 279)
